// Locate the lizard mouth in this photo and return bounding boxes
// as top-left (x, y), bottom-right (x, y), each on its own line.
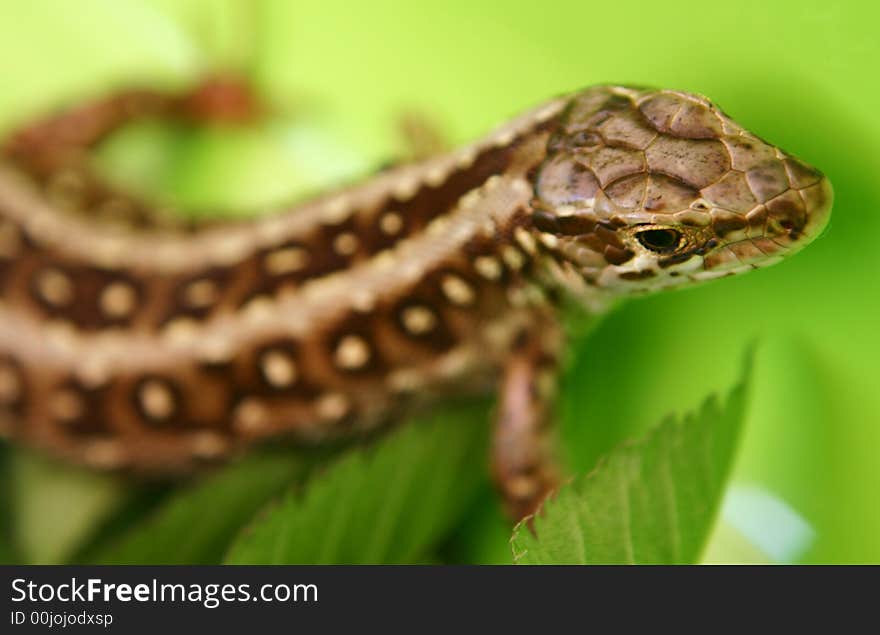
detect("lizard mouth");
top-left (694, 178), bottom-right (834, 280)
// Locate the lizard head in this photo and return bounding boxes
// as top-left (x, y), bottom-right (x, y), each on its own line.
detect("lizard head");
top-left (528, 85), bottom-right (832, 301)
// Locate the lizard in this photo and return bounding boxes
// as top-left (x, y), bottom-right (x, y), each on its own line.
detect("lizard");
top-left (0, 79), bottom-right (832, 519)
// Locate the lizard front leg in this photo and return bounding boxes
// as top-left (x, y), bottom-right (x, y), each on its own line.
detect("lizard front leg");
top-left (492, 325), bottom-right (563, 522)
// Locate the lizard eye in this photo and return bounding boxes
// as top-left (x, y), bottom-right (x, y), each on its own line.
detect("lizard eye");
top-left (636, 228), bottom-right (682, 253)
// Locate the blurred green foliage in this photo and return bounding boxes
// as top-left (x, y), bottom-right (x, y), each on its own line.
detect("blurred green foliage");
top-left (225, 400), bottom-right (489, 564)
top-left (0, 0), bottom-right (877, 563)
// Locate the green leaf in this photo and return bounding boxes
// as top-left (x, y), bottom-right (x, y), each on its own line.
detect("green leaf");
top-left (225, 399), bottom-right (489, 564)
top-left (88, 452), bottom-right (305, 564)
top-left (71, 484), bottom-right (174, 564)
top-left (0, 443), bottom-right (19, 563)
top-left (511, 352), bottom-right (751, 564)
top-left (11, 452), bottom-right (126, 564)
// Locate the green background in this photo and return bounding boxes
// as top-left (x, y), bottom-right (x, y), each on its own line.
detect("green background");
top-left (0, 0), bottom-right (877, 563)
